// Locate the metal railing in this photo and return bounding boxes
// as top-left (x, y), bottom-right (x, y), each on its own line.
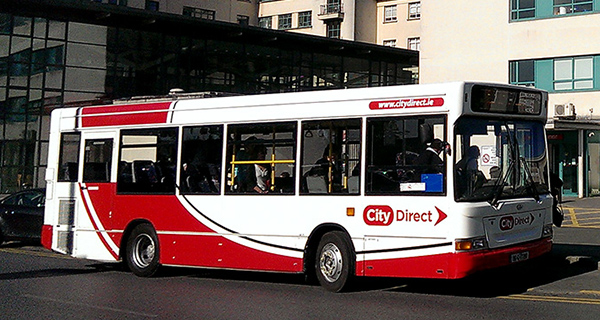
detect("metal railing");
top-left (319, 3), bottom-right (344, 16)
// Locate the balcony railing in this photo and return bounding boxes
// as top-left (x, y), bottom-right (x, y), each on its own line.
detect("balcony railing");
top-left (318, 3), bottom-right (344, 20)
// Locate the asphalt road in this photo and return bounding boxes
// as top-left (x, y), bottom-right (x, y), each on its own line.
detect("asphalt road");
top-left (1, 228), bottom-right (600, 320)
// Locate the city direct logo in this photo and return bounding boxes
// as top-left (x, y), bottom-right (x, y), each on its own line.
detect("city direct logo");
top-left (369, 97), bottom-right (445, 110)
top-left (363, 205), bottom-right (448, 226)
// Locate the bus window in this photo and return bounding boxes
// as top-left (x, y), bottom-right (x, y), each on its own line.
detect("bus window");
top-left (226, 122), bottom-right (296, 194)
top-left (117, 128), bottom-right (178, 194)
top-left (180, 125), bottom-right (223, 194)
top-left (366, 116), bottom-right (447, 195)
top-left (82, 139), bottom-right (113, 183)
top-left (301, 119), bottom-right (361, 195)
top-left (58, 133), bottom-right (81, 182)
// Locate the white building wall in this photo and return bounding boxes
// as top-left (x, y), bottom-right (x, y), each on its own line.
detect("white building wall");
top-left (258, 0), bottom-right (376, 42)
top-left (420, 0), bottom-right (600, 118)
top-left (376, 0), bottom-right (421, 49)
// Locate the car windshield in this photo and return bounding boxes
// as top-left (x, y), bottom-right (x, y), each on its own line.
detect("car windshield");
top-left (1, 190), bottom-right (45, 207)
top-left (454, 117), bottom-right (550, 203)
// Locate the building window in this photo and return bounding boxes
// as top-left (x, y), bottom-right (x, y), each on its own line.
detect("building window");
top-left (238, 15), bottom-right (250, 26)
top-left (553, 0), bottom-right (593, 15)
top-left (509, 60), bottom-right (535, 87)
top-left (145, 1), bottom-right (159, 11)
top-left (183, 7), bottom-right (216, 20)
top-left (511, 0), bottom-right (536, 20)
top-left (408, 2), bottom-right (421, 20)
top-left (384, 5), bottom-right (398, 23)
top-left (298, 11), bottom-right (312, 28)
top-left (259, 16), bottom-right (272, 29)
top-left (278, 13), bottom-right (292, 30)
top-left (326, 20), bottom-right (341, 39)
top-left (407, 37), bottom-right (420, 51)
top-left (554, 57), bottom-right (593, 91)
top-left (383, 39), bottom-right (397, 47)
top-left (510, 56), bottom-right (596, 92)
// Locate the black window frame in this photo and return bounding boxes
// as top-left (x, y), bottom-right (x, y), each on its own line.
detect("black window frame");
top-left (117, 127), bottom-right (179, 194)
top-left (365, 115), bottom-right (447, 196)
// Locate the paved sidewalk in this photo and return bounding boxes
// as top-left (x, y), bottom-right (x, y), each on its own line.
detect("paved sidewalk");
top-left (560, 196), bottom-right (600, 228)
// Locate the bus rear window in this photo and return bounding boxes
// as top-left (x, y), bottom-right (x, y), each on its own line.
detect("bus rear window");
top-left (470, 85), bottom-right (542, 115)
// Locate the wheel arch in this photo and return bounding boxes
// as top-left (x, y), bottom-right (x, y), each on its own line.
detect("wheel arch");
top-left (303, 223), bottom-right (356, 278)
top-left (119, 219), bottom-right (156, 261)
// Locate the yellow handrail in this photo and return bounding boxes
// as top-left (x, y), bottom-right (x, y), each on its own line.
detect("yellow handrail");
top-left (230, 160), bottom-right (295, 165)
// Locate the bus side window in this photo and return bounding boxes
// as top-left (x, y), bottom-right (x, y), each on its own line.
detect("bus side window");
top-left (117, 128), bottom-right (178, 194)
top-left (82, 139), bottom-right (113, 183)
top-left (180, 125), bottom-right (223, 194)
top-left (58, 133), bottom-right (81, 182)
top-left (225, 122), bottom-right (296, 195)
top-left (366, 116), bottom-right (446, 195)
top-left (300, 119), bottom-right (361, 195)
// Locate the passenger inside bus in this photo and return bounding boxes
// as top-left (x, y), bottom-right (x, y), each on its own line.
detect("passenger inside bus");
top-left (413, 138), bottom-right (444, 175)
top-left (252, 147), bottom-right (270, 194)
top-left (305, 146), bottom-right (342, 193)
top-left (456, 145), bottom-right (487, 197)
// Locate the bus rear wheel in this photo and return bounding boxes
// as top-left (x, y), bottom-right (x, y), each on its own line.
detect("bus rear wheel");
top-left (126, 223), bottom-right (160, 277)
top-left (315, 231), bottom-right (354, 292)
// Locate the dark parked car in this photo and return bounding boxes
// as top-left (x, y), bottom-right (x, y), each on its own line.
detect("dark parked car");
top-left (0, 189), bottom-right (45, 245)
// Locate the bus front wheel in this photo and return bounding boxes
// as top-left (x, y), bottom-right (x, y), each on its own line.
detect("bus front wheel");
top-left (315, 231), bottom-right (354, 292)
top-left (126, 223), bottom-right (160, 277)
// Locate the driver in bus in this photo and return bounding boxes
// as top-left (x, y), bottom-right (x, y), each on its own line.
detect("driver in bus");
top-left (456, 145), bottom-right (487, 197)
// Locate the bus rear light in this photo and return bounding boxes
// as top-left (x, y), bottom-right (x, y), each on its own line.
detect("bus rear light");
top-left (41, 225), bottom-right (53, 250)
top-left (455, 237), bottom-right (487, 251)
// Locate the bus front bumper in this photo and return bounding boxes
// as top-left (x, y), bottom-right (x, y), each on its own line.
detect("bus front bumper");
top-left (448, 237), bottom-right (553, 279)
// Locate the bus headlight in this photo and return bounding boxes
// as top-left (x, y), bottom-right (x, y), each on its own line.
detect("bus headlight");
top-left (455, 237), bottom-right (488, 251)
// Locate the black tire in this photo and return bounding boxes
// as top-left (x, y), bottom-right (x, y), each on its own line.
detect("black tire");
top-left (125, 223), bottom-right (161, 277)
top-left (315, 231), bottom-right (354, 292)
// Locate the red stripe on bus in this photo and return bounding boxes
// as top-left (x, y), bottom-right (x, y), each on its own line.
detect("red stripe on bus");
top-left (80, 102), bottom-right (171, 127)
top-left (84, 187), bottom-right (302, 272)
top-left (369, 97), bottom-right (444, 110)
top-left (79, 184), bottom-right (120, 260)
top-left (361, 237), bottom-right (551, 279)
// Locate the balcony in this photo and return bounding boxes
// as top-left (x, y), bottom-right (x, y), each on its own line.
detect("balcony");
top-left (318, 3), bottom-right (344, 20)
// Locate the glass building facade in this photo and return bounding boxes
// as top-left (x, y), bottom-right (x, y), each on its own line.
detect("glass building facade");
top-left (0, 1), bottom-right (418, 194)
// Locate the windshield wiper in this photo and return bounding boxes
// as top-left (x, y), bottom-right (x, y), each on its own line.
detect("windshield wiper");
top-left (520, 156), bottom-right (540, 202)
top-left (490, 122), bottom-right (517, 207)
top-left (490, 158), bottom-right (513, 207)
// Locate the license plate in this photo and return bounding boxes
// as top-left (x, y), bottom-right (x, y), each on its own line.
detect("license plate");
top-left (510, 251), bottom-right (529, 263)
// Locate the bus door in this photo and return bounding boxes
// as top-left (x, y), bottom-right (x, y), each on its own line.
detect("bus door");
top-left (75, 131), bottom-right (119, 259)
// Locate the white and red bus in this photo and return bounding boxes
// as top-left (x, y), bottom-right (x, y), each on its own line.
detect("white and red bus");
top-left (42, 82), bottom-right (553, 292)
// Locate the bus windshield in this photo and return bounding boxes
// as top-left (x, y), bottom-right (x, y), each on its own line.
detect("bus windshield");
top-left (454, 117), bottom-right (550, 202)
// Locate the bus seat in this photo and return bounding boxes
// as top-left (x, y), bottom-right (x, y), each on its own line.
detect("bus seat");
top-left (348, 176), bottom-right (359, 194)
top-left (306, 176), bottom-right (327, 194)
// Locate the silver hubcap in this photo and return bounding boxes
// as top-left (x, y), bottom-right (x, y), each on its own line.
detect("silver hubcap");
top-left (133, 234), bottom-right (155, 268)
top-left (319, 243), bottom-right (343, 282)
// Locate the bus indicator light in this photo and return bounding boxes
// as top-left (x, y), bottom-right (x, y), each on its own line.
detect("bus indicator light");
top-left (347, 207), bottom-right (355, 216)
